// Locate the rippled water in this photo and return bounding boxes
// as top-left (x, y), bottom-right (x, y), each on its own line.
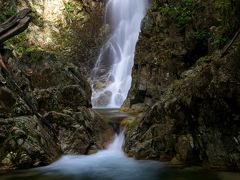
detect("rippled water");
top-left (0, 109), bottom-right (240, 180)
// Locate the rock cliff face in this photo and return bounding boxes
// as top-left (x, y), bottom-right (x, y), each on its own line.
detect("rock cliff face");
top-left (124, 0), bottom-right (240, 170)
top-left (0, 0), bottom-right (112, 170)
top-left (123, 0), bottom-right (220, 111)
top-left (0, 0), bottom-right (105, 75)
top-left (0, 51), bottom-right (113, 170)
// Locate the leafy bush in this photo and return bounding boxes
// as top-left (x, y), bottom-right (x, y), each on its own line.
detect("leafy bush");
top-left (215, 0), bottom-right (231, 26)
top-left (213, 35), bottom-right (229, 48)
top-left (215, 0), bottom-right (240, 30)
top-left (0, 1), bottom-right (17, 23)
top-left (193, 30), bottom-right (209, 41)
top-left (158, 0), bottom-right (193, 27)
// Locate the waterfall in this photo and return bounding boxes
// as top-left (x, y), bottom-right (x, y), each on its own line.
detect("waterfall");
top-left (39, 132), bottom-right (163, 180)
top-left (91, 0), bottom-right (149, 108)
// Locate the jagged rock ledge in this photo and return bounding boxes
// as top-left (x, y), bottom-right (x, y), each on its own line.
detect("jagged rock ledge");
top-left (123, 0), bottom-right (240, 170)
top-left (0, 51), bottom-right (113, 170)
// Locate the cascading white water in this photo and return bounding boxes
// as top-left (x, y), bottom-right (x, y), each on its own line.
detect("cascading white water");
top-left (39, 132), bottom-right (163, 180)
top-left (91, 0), bottom-right (149, 108)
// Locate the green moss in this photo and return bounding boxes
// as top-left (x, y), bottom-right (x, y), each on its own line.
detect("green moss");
top-left (0, 2), bottom-right (44, 59)
top-left (63, 1), bottom-right (86, 23)
top-left (4, 31), bottom-right (43, 59)
top-left (4, 33), bottom-right (26, 56)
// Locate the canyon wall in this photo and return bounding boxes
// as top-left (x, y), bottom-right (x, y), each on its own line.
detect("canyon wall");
top-left (124, 0), bottom-right (240, 170)
top-left (0, 0), bottom-right (113, 170)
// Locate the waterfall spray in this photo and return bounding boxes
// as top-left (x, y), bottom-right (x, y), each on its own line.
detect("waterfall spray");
top-left (91, 0), bottom-right (149, 108)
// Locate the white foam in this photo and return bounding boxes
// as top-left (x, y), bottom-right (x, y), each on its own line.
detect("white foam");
top-left (39, 132), bottom-right (162, 180)
top-left (91, 0), bottom-right (149, 108)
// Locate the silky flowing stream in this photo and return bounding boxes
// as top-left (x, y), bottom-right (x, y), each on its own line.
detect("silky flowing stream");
top-left (91, 0), bottom-right (149, 108)
top-left (0, 110), bottom-right (240, 180)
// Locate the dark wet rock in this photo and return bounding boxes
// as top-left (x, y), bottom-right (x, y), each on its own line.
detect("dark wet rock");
top-left (94, 90), bottom-right (112, 107)
top-left (122, 13), bottom-right (187, 111)
top-left (0, 87), bottom-right (17, 116)
top-left (34, 85), bottom-right (90, 113)
top-left (122, 0), bottom-right (218, 111)
top-left (0, 0), bottom-right (110, 170)
top-left (44, 109), bottom-right (113, 155)
top-left (0, 86), bottom-right (32, 118)
top-left (123, 0), bottom-right (240, 170)
top-left (0, 116), bottom-right (61, 170)
top-left (0, 51), bottom-right (113, 170)
top-left (4, 51), bottom-right (92, 111)
top-left (124, 40), bottom-right (240, 170)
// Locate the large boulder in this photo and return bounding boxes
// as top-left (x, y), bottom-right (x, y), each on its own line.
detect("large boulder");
top-left (0, 116), bottom-right (61, 170)
top-left (44, 109), bottom-right (112, 155)
top-left (0, 0), bottom-right (109, 170)
top-left (4, 51), bottom-right (92, 112)
top-left (0, 51), bottom-right (113, 170)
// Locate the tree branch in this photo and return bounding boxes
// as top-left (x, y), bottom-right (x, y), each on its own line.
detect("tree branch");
top-left (0, 8), bottom-right (32, 44)
top-left (221, 27), bottom-right (240, 58)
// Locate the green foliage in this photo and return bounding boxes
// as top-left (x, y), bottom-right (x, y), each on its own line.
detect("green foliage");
top-left (63, 1), bottom-right (85, 23)
top-left (214, 0), bottom-right (231, 27)
top-left (193, 30), bottom-right (209, 41)
top-left (213, 35), bottom-right (228, 48)
top-left (0, 3), bottom-right (17, 23)
top-left (181, 0), bottom-right (193, 7)
top-left (53, 4), bottom-right (103, 69)
top-left (4, 32), bottom-right (27, 57)
top-left (158, 0), bottom-right (193, 27)
top-left (214, 0), bottom-right (240, 30)
top-left (176, 15), bottom-right (192, 27)
top-left (30, 11), bottom-right (44, 28)
top-left (4, 31), bottom-right (42, 59)
top-left (65, 1), bottom-right (76, 13)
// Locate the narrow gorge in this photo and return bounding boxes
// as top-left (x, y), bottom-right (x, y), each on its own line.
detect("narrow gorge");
top-left (0, 0), bottom-right (240, 179)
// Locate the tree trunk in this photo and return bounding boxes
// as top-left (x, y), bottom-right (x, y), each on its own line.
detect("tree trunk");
top-left (0, 8), bottom-right (31, 44)
top-left (0, 8), bottom-right (31, 70)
